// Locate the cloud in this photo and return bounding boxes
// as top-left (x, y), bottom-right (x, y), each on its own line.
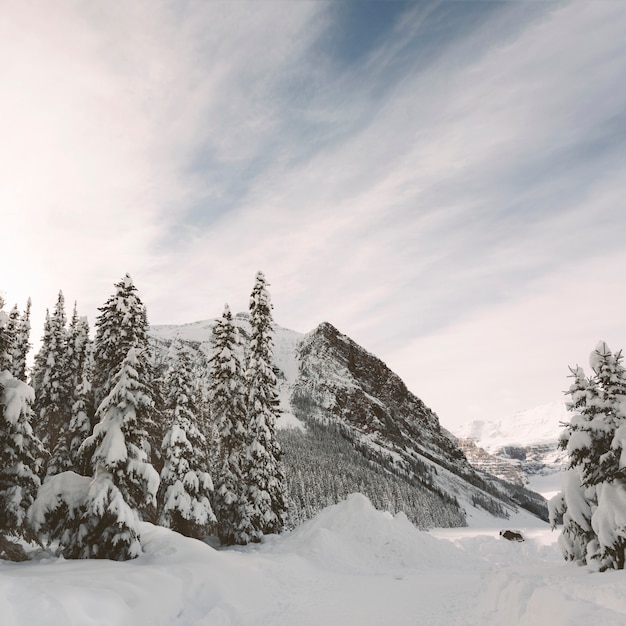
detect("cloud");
top-left (1, 0), bottom-right (624, 425)
top-left (388, 247), bottom-right (626, 429)
top-left (0, 0), bottom-right (326, 320)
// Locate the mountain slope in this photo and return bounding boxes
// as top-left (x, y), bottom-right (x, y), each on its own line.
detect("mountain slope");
top-left (150, 317), bottom-right (547, 528)
top-left (451, 401), bottom-right (569, 502)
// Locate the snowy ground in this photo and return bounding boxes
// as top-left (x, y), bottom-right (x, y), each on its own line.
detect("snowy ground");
top-left (2, 494), bottom-right (626, 626)
top-left (527, 471), bottom-right (564, 501)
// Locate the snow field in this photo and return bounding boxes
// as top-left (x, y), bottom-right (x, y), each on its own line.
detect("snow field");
top-left (2, 493), bottom-right (626, 625)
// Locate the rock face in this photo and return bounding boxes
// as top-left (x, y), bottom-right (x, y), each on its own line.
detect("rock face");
top-left (455, 438), bottom-right (528, 486)
top-left (293, 322), bottom-right (466, 471)
top-left (150, 318), bottom-right (548, 528)
top-left (453, 401), bottom-right (568, 487)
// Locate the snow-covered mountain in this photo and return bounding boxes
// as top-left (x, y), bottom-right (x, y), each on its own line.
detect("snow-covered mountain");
top-left (150, 316), bottom-right (547, 527)
top-left (452, 401), bottom-right (569, 497)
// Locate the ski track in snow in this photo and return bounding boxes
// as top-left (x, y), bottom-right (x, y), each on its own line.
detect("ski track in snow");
top-left (2, 494), bottom-right (626, 626)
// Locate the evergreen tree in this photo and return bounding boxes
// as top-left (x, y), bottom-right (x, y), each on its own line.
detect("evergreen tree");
top-left (552, 342), bottom-right (626, 571)
top-left (81, 347), bottom-right (160, 520)
top-left (0, 298), bottom-right (45, 550)
top-left (158, 343), bottom-right (215, 538)
top-left (244, 272), bottom-right (288, 538)
top-left (66, 308), bottom-right (94, 472)
top-left (32, 343), bottom-right (151, 562)
top-left (11, 298), bottom-right (31, 382)
top-left (4, 305), bottom-right (20, 372)
top-left (209, 304), bottom-right (252, 545)
top-left (0, 299), bottom-right (15, 371)
top-left (92, 274), bottom-right (150, 408)
top-left (31, 468), bottom-right (142, 561)
top-left (32, 291), bottom-right (72, 476)
top-left (91, 274), bottom-right (161, 470)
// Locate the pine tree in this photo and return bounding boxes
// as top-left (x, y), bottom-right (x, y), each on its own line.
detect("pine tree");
top-left (93, 274), bottom-right (150, 408)
top-left (0, 298), bottom-right (45, 551)
top-left (4, 305), bottom-right (20, 372)
top-left (91, 274), bottom-right (161, 470)
top-left (553, 342), bottom-right (626, 570)
top-left (11, 298), bottom-right (31, 382)
top-left (552, 363), bottom-right (599, 565)
top-left (158, 343), bottom-right (215, 538)
top-left (210, 304), bottom-right (252, 545)
top-left (244, 272), bottom-right (288, 538)
top-left (66, 308), bottom-right (94, 472)
top-left (0, 299), bottom-right (15, 372)
top-left (30, 467), bottom-right (142, 561)
top-left (32, 291), bottom-right (72, 476)
top-left (31, 345), bottom-right (152, 562)
top-left (81, 347), bottom-right (160, 520)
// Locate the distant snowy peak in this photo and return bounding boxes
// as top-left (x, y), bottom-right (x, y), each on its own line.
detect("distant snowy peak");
top-left (454, 400), bottom-right (570, 483)
top-left (456, 400), bottom-right (569, 452)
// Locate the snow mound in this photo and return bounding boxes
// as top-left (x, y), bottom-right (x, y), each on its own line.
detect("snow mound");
top-left (269, 493), bottom-right (476, 574)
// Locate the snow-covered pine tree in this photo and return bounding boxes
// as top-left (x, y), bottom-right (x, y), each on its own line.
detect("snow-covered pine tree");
top-left (552, 362), bottom-right (602, 566)
top-left (30, 466), bottom-right (143, 561)
top-left (31, 340), bottom-right (151, 562)
top-left (552, 342), bottom-right (626, 570)
top-left (0, 298), bottom-right (45, 554)
top-left (209, 304), bottom-right (252, 545)
top-left (81, 347), bottom-right (160, 522)
top-left (4, 305), bottom-right (20, 372)
top-left (589, 344), bottom-right (626, 570)
top-left (158, 342), bottom-right (215, 538)
top-left (66, 307), bottom-right (94, 472)
top-left (244, 272), bottom-right (287, 538)
top-left (93, 274), bottom-right (151, 407)
top-left (32, 291), bottom-right (72, 476)
top-left (91, 274), bottom-right (161, 469)
top-left (10, 298), bottom-right (31, 382)
top-left (0, 300), bottom-right (15, 372)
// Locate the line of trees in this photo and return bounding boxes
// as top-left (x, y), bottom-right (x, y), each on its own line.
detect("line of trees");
top-left (0, 271), bottom-right (287, 561)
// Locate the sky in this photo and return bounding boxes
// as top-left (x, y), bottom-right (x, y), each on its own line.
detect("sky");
top-left (1, 0), bottom-right (625, 432)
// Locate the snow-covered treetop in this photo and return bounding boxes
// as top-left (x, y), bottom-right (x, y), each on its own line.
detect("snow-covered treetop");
top-left (250, 271), bottom-right (272, 312)
top-left (121, 273), bottom-right (134, 289)
top-left (590, 341), bottom-right (613, 373)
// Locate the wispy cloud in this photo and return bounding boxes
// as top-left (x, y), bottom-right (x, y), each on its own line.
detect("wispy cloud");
top-left (1, 0), bottom-right (624, 426)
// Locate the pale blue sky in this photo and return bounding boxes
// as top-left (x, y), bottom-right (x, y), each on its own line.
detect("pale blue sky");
top-left (1, 0), bottom-right (625, 430)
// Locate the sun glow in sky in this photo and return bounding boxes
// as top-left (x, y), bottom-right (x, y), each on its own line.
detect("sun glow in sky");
top-left (1, 0), bottom-right (625, 430)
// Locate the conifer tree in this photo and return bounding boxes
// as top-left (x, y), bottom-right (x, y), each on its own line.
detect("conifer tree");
top-left (93, 274), bottom-right (150, 408)
top-left (158, 343), bottom-right (215, 538)
top-left (4, 305), bottom-right (20, 372)
top-left (32, 291), bottom-right (72, 476)
top-left (66, 308), bottom-right (94, 471)
top-left (210, 305), bottom-right (252, 544)
top-left (11, 298), bottom-right (31, 382)
top-left (552, 342), bottom-right (626, 571)
top-left (31, 467), bottom-right (142, 561)
top-left (244, 272), bottom-right (287, 538)
top-left (81, 347), bottom-right (160, 520)
top-left (0, 299), bottom-right (15, 372)
top-left (91, 274), bottom-right (161, 469)
top-left (32, 346), bottom-right (153, 561)
top-left (0, 297), bottom-right (45, 551)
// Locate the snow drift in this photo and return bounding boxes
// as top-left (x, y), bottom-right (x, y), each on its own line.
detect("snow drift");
top-left (2, 493), bottom-right (626, 625)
